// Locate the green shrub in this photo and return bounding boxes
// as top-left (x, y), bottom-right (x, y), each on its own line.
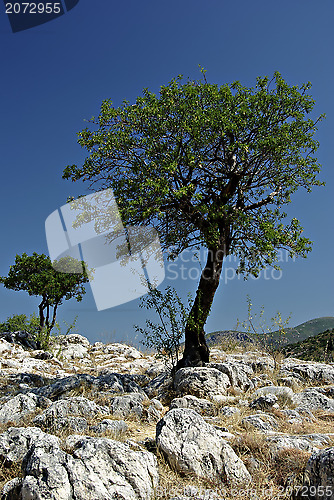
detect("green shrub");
top-left (135, 285), bottom-right (191, 373)
top-left (0, 313), bottom-right (40, 337)
top-left (0, 313), bottom-right (78, 351)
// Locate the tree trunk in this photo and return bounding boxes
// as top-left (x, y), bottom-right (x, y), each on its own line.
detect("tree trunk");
top-left (38, 297), bottom-right (47, 332)
top-left (176, 243), bottom-right (227, 369)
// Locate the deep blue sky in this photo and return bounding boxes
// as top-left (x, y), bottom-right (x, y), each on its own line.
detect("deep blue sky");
top-left (1, 0), bottom-right (333, 346)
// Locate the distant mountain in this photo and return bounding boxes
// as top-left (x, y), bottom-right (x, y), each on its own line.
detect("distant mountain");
top-left (206, 330), bottom-right (255, 347)
top-left (282, 328), bottom-right (334, 362)
top-left (206, 317), bottom-right (334, 349)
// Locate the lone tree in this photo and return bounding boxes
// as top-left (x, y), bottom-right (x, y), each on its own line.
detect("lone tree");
top-left (0, 253), bottom-right (89, 341)
top-left (62, 71), bottom-right (324, 368)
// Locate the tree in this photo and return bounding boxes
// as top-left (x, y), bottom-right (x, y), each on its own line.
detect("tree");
top-left (0, 253), bottom-right (89, 343)
top-left (62, 71), bottom-right (324, 368)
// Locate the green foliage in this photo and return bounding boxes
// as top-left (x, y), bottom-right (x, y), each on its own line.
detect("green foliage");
top-left (54, 315), bottom-right (79, 337)
top-left (282, 328), bottom-right (334, 362)
top-left (238, 295), bottom-right (296, 369)
top-left (0, 313), bottom-right (40, 337)
top-left (0, 252), bottom-right (90, 348)
top-left (63, 71), bottom-right (324, 275)
top-left (135, 286), bottom-right (191, 372)
top-left (0, 312), bottom-right (55, 350)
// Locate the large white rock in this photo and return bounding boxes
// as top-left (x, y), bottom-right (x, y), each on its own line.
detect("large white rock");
top-left (170, 395), bottom-right (217, 416)
top-left (173, 367), bottom-right (230, 398)
top-left (0, 427), bottom-right (59, 465)
top-left (100, 343), bottom-right (143, 359)
top-left (33, 396), bottom-right (109, 431)
top-left (110, 392), bottom-right (148, 418)
top-left (242, 413), bottom-right (278, 433)
top-left (254, 385), bottom-right (294, 400)
top-left (1, 430), bottom-right (159, 500)
top-left (293, 389), bottom-right (334, 413)
top-left (51, 333), bottom-right (91, 360)
top-left (267, 434), bottom-right (333, 453)
top-left (282, 359), bottom-right (334, 385)
top-left (0, 393), bottom-right (51, 424)
top-left (208, 362), bottom-right (255, 392)
top-left (156, 408), bottom-right (251, 485)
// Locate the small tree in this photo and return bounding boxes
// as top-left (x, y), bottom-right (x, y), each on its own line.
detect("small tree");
top-left (0, 253), bottom-right (90, 347)
top-left (63, 70), bottom-right (325, 368)
top-left (135, 285), bottom-right (191, 373)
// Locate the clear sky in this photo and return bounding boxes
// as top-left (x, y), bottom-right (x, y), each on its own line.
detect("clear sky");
top-left (1, 0), bottom-right (333, 347)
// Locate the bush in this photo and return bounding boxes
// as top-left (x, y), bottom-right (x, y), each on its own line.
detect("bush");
top-left (0, 313), bottom-right (78, 351)
top-left (135, 285), bottom-right (191, 373)
top-left (0, 313), bottom-right (40, 337)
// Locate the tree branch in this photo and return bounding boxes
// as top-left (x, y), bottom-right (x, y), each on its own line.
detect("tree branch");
top-left (244, 186), bottom-right (282, 211)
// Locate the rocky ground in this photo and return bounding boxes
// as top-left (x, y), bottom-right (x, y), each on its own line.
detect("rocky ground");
top-left (0, 332), bottom-right (334, 499)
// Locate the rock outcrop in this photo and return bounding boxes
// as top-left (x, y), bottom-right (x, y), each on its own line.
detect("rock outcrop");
top-left (156, 408), bottom-right (251, 485)
top-left (0, 332), bottom-right (334, 499)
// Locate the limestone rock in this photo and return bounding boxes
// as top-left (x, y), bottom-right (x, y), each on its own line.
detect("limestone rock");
top-left (220, 406), bottom-right (240, 417)
top-left (0, 427), bottom-right (59, 465)
top-left (2, 431), bottom-right (159, 500)
top-left (33, 396), bottom-right (109, 431)
top-left (267, 433), bottom-right (332, 453)
top-left (144, 401), bottom-right (164, 423)
top-left (173, 367), bottom-right (230, 399)
top-left (156, 408), bottom-right (251, 485)
top-left (0, 393), bottom-right (51, 424)
top-left (90, 419), bottom-right (128, 436)
top-left (250, 394), bottom-right (278, 411)
top-left (51, 333), bottom-right (90, 360)
top-left (110, 392), bottom-right (147, 418)
top-left (32, 372), bottom-right (143, 400)
top-left (144, 371), bottom-right (173, 404)
top-left (170, 395), bottom-right (218, 416)
top-left (293, 389), bottom-right (334, 413)
top-left (0, 330), bottom-right (40, 350)
top-left (242, 412), bottom-right (278, 433)
top-left (94, 342), bottom-right (143, 359)
top-left (282, 359), bottom-right (334, 385)
top-left (208, 362), bottom-right (254, 392)
top-left (297, 447), bottom-right (334, 499)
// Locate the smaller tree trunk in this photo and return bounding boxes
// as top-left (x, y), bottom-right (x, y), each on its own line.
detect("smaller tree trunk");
top-left (38, 297), bottom-right (47, 332)
top-left (50, 302), bottom-right (59, 331)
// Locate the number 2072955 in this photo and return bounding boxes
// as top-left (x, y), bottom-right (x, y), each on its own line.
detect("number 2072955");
top-left (5, 3), bottom-right (62, 14)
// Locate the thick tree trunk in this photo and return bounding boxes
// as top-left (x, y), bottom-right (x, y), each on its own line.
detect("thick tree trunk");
top-left (176, 243), bottom-right (227, 369)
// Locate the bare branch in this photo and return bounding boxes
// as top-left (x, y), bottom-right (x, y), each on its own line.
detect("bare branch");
top-left (243, 187), bottom-right (282, 211)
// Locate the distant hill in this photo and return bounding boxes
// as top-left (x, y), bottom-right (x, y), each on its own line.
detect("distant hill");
top-left (282, 328), bottom-right (334, 362)
top-left (206, 330), bottom-right (255, 347)
top-left (206, 317), bottom-right (334, 349)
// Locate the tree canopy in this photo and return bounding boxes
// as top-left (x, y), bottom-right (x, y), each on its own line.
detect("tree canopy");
top-left (0, 253), bottom-right (89, 339)
top-left (63, 71), bottom-right (325, 367)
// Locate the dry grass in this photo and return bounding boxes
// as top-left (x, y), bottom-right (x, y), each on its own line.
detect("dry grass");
top-left (152, 433), bottom-right (311, 500)
top-left (153, 448), bottom-right (229, 500)
top-left (230, 433), bottom-right (311, 499)
top-left (0, 460), bottom-right (22, 494)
